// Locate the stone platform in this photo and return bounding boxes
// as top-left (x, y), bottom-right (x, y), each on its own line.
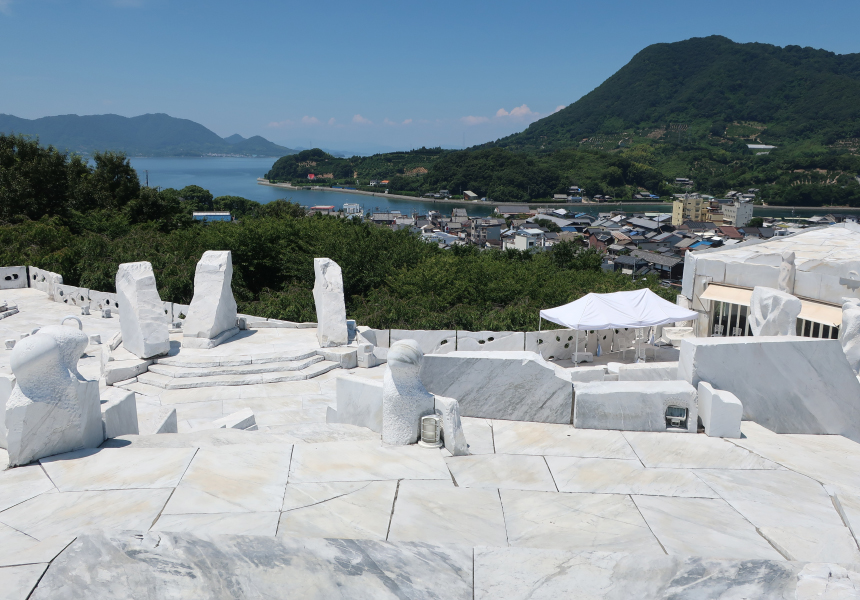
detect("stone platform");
top-left (5, 287), bottom-right (860, 598)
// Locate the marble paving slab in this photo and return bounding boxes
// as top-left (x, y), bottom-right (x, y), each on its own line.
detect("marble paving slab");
top-left (732, 422), bottom-right (860, 490)
top-left (546, 456), bottom-right (719, 498)
top-left (302, 395), bottom-right (337, 410)
top-left (0, 522), bottom-right (38, 552)
top-left (473, 546), bottom-right (860, 600)
top-left (492, 420), bottom-right (637, 460)
top-left (499, 489), bottom-right (663, 554)
top-left (255, 407), bottom-right (328, 427)
top-left (223, 396), bottom-right (304, 414)
top-left (0, 564), bottom-right (49, 600)
top-left (30, 531), bottom-right (474, 600)
top-left (695, 469), bottom-right (846, 530)
top-left (445, 454), bottom-right (558, 492)
top-left (152, 512), bottom-right (280, 537)
top-left (0, 534), bottom-right (75, 567)
top-left (460, 418), bottom-right (495, 455)
top-left (632, 495), bottom-right (783, 560)
top-left (104, 428), bottom-right (297, 449)
top-left (289, 441), bottom-right (450, 483)
top-left (388, 480), bottom-right (508, 547)
top-left (0, 465), bottom-right (56, 512)
top-left (278, 481), bottom-right (397, 540)
top-left (263, 423), bottom-right (380, 444)
top-left (758, 525), bottom-right (860, 563)
top-left (0, 489), bottom-right (172, 540)
top-left (623, 431), bottom-right (782, 469)
top-left (40, 447), bottom-right (197, 492)
top-left (164, 444), bottom-right (292, 514)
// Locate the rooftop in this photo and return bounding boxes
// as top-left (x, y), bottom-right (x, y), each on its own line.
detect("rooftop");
top-left (2, 279), bottom-right (860, 597)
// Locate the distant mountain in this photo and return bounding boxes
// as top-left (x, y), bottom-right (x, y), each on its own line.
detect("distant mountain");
top-left (490, 35), bottom-right (860, 150)
top-left (0, 113), bottom-right (297, 157)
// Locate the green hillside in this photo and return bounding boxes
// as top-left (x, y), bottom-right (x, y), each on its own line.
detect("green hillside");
top-left (493, 35), bottom-right (860, 151)
top-left (0, 113), bottom-right (296, 157)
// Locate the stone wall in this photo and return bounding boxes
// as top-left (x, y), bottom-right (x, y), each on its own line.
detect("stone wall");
top-left (0, 266), bottom-right (27, 290)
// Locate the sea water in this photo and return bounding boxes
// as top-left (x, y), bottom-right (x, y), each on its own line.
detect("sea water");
top-left (127, 157), bottom-right (841, 219)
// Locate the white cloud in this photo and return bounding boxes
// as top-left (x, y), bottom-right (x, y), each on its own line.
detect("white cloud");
top-left (267, 120), bottom-right (294, 128)
top-left (352, 114), bottom-right (372, 124)
top-left (383, 118), bottom-right (397, 126)
top-left (461, 115), bottom-right (489, 125)
top-left (496, 104), bottom-right (537, 120)
top-left (301, 115), bottom-right (320, 125)
top-left (0, 0), bottom-right (13, 14)
top-left (328, 117), bottom-right (336, 125)
top-left (402, 119), bottom-right (412, 125)
top-left (554, 105), bottom-right (566, 113)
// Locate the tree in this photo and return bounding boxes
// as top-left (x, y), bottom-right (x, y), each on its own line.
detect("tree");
top-left (747, 217), bottom-right (764, 227)
top-left (178, 185), bottom-right (214, 212)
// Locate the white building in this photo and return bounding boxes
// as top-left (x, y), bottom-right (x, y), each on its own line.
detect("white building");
top-left (503, 228), bottom-right (545, 251)
top-left (722, 200), bottom-right (754, 227)
top-left (343, 203), bottom-right (362, 215)
top-left (680, 223), bottom-right (860, 339)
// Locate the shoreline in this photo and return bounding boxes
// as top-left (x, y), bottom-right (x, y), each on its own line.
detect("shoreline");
top-left (257, 180), bottom-right (860, 212)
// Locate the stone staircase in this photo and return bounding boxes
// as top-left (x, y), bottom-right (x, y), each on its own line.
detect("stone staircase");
top-left (136, 350), bottom-right (340, 390)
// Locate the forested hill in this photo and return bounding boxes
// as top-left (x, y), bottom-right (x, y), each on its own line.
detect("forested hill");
top-left (0, 113), bottom-right (296, 157)
top-left (489, 36), bottom-right (860, 151)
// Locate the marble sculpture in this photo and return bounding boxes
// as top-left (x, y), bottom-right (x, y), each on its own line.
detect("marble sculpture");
top-left (435, 395), bottom-right (468, 455)
top-left (116, 261), bottom-right (170, 359)
top-left (748, 286), bottom-right (802, 336)
top-left (777, 251), bottom-right (796, 294)
top-left (4, 325), bottom-right (103, 466)
top-left (842, 298), bottom-right (860, 374)
top-left (312, 258), bottom-right (348, 348)
top-left (182, 251), bottom-right (239, 348)
top-left (382, 339), bottom-right (435, 445)
top-left (697, 381), bottom-right (742, 438)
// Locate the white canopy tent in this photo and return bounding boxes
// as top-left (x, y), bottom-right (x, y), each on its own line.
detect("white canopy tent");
top-left (538, 289), bottom-right (699, 362)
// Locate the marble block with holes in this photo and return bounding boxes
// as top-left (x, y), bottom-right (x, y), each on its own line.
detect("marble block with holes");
top-left (456, 330), bottom-right (524, 352)
top-left (525, 329), bottom-right (586, 361)
top-left (573, 381), bottom-right (698, 433)
top-left (421, 351), bottom-right (572, 424)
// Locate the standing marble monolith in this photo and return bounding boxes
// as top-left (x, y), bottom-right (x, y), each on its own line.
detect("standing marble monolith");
top-left (4, 325), bottom-right (103, 466)
top-left (748, 286), bottom-right (802, 336)
top-left (382, 340), bottom-right (436, 445)
top-left (842, 298), bottom-right (860, 375)
top-left (182, 251), bottom-right (239, 349)
top-left (778, 251), bottom-right (796, 295)
top-left (435, 395), bottom-right (468, 456)
top-left (313, 258), bottom-right (348, 348)
top-left (116, 262), bottom-right (170, 359)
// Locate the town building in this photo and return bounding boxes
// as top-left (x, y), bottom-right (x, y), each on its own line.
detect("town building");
top-left (671, 194), bottom-right (707, 226)
top-left (723, 200), bottom-right (755, 227)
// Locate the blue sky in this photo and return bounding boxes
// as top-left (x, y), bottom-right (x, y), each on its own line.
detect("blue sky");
top-left (2, 0), bottom-right (859, 154)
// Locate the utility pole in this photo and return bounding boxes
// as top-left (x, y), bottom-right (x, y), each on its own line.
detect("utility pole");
top-left (145, 170), bottom-right (149, 187)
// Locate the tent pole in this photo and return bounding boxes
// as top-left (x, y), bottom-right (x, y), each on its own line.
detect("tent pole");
top-left (574, 334), bottom-right (579, 369)
top-left (537, 317), bottom-right (543, 359)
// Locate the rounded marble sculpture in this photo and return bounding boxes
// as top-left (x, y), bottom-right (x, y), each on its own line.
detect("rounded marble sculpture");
top-left (4, 325), bottom-right (103, 466)
top-left (382, 339), bottom-right (436, 445)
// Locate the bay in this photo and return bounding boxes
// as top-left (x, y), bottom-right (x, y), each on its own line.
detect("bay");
top-left (127, 157), bottom-right (852, 220)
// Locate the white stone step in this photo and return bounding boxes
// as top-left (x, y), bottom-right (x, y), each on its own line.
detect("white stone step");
top-left (136, 360), bottom-right (341, 390)
top-left (154, 349), bottom-right (318, 368)
top-left (148, 356), bottom-right (324, 378)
